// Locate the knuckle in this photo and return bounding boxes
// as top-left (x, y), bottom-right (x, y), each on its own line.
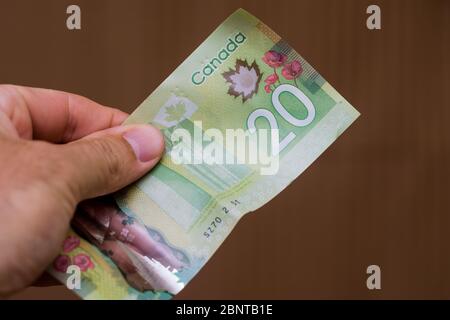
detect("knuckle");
top-left (31, 142), bottom-right (77, 200)
top-left (0, 85), bottom-right (22, 113)
top-left (89, 138), bottom-right (124, 177)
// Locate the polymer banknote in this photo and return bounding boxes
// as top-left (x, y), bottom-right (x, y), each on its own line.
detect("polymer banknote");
top-left (49, 8), bottom-right (359, 299)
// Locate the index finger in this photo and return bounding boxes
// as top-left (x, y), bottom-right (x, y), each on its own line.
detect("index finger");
top-left (0, 85), bottom-right (129, 142)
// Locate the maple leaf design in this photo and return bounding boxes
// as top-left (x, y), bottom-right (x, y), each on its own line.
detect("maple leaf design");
top-left (222, 59), bottom-right (262, 102)
top-left (164, 103), bottom-right (186, 122)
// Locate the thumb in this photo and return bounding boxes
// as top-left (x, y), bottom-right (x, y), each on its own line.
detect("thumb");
top-left (60, 124), bottom-right (165, 201)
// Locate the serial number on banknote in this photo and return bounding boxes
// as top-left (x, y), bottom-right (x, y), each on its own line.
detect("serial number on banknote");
top-left (203, 199), bottom-right (241, 238)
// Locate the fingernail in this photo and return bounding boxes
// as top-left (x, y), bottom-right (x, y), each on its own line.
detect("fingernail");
top-left (123, 125), bottom-right (164, 162)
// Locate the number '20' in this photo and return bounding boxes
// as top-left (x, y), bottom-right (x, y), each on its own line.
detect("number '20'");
top-left (247, 84), bottom-right (315, 155)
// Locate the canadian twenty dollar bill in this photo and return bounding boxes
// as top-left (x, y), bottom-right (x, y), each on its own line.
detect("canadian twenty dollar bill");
top-left (49, 8), bottom-right (359, 299)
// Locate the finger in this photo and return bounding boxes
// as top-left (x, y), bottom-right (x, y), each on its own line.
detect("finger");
top-left (0, 85), bottom-right (128, 142)
top-left (59, 124), bottom-right (164, 201)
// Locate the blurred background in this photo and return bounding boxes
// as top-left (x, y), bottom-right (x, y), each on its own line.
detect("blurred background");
top-left (0, 0), bottom-right (449, 299)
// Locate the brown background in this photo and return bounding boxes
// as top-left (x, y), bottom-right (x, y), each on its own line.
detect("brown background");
top-left (1, 0), bottom-right (449, 299)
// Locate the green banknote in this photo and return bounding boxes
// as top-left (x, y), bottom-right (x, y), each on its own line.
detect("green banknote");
top-left (49, 8), bottom-right (359, 299)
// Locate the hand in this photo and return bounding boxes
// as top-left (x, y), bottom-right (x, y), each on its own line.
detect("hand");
top-left (0, 85), bottom-right (164, 297)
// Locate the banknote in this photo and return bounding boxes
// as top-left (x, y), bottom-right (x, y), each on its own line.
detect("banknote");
top-left (49, 8), bottom-right (359, 299)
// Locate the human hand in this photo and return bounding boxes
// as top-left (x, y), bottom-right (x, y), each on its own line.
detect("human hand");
top-left (0, 85), bottom-right (164, 296)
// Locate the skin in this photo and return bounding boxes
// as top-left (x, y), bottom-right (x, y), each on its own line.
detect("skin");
top-left (0, 85), bottom-right (165, 297)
